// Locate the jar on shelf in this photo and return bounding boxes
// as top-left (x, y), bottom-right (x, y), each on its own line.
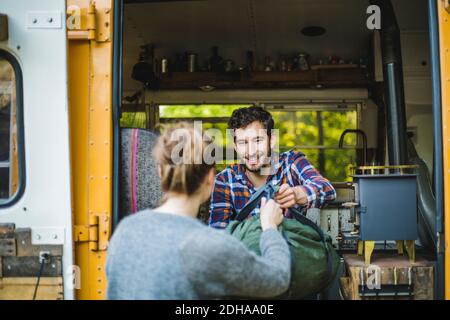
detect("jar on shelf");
top-left (298, 53), bottom-right (310, 71)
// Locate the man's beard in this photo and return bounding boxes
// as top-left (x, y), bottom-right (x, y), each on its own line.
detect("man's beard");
top-left (245, 164), bottom-right (265, 173)
top-left (243, 149), bottom-right (272, 174)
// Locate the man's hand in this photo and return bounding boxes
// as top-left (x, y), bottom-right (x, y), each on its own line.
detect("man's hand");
top-left (274, 184), bottom-right (308, 209)
top-left (260, 197), bottom-right (283, 231)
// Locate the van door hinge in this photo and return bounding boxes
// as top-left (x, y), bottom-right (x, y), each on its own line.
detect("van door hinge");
top-left (67, 2), bottom-right (111, 42)
top-left (74, 214), bottom-right (110, 251)
top-left (86, 2), bottom-right (96, 40)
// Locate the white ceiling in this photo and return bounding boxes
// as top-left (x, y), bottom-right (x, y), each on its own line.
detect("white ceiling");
top-left (123, 0), bottom-right (429, 92)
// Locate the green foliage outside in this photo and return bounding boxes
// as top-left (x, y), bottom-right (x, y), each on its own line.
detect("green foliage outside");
top-left (120, 112), bottom-right (147, 129)
top-left (271, 110), bottom-right (357, 181)
top-left (120, 105), bottom-right (358, 181)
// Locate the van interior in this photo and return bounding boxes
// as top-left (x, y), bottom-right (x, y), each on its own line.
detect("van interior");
top-left (118, 0), bottom-right (437, 299)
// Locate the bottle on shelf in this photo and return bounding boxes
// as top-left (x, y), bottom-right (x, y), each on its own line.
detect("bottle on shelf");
top-left (209, 46), bottom-right (224, 72)
top-left (264, 56), bottom-right (273, 72)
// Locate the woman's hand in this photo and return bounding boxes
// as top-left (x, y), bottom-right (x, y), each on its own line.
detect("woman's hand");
top-left (260, 197), bottom-right (283, 231)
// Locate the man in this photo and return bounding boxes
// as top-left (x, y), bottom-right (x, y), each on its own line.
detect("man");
top-left (209, 106), bottom-right (336, 229)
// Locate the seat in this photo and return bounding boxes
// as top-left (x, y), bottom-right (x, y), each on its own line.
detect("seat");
top-left (120, 128), bottom-right (163, 218)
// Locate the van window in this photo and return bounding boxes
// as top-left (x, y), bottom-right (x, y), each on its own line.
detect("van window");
top-left (159, 104), bottom-right (251, 171)
top-left (0, 51), bottom-right (23, 205)
top-left (160, 104), bottom-right (358, 181)
top-left (121, 103), bottom-right (358, 181)
top-left (269, 105), bottom-right (358, 181)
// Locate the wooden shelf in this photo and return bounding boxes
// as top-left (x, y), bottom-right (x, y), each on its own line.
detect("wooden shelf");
top-left (156, 68), bottom-right (371, 90)
top-left (310, 64), bottom-right (359, 70)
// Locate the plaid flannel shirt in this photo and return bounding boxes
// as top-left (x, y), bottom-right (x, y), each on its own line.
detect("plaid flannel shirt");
top-left (208, 150), bottom-right (336, 229)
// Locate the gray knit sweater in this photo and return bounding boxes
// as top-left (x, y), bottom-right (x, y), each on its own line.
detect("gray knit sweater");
top-left (106, 210), bottom-right (291, 300)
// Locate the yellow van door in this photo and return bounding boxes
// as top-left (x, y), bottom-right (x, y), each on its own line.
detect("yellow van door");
top-left (67, 0), bottom-right (113, 300)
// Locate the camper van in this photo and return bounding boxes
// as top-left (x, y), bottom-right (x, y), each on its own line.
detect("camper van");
top-left (0, 0), bottom-right (449, 300)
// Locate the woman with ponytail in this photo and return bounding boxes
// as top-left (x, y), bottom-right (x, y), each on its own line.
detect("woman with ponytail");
top-left (106, 122), bottom-right (291, 300)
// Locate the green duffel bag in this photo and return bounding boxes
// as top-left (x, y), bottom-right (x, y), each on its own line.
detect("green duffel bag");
top-left (225, 183), bottom-right (340, 299)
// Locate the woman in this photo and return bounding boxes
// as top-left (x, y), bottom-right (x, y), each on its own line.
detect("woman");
top-left (106, 122), bottom-right (291, 299)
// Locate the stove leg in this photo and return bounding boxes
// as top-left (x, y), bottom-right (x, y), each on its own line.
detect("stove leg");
top-left (405, 240), bottom-right (415, 263)
top-left (364, 241), bottom-right (375, 265)
top-left (357, 241), bottom-right (364, 256)
top-left (396, 240), bottom-right (404, 255)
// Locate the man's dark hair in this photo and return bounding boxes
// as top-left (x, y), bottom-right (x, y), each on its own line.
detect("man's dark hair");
top-left (228, 106), bottom-right (274, 137)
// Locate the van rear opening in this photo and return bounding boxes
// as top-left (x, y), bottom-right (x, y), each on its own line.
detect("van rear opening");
top-left (118, 0), bottom-right (437, 300)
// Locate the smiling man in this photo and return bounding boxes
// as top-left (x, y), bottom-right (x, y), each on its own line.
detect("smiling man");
top-left (208, 106), bottom-right (336, 229)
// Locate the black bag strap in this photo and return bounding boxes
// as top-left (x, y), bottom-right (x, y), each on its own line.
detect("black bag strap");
top-left (231, 183), bottom-right (279, 222)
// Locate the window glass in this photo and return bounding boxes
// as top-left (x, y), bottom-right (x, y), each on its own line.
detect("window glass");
top-left (272, 107), bottom-right (358, 181)
top-left (121, 104), bottom-right (359, 181)
top-left (0, 53), bottom-right (20, 204)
